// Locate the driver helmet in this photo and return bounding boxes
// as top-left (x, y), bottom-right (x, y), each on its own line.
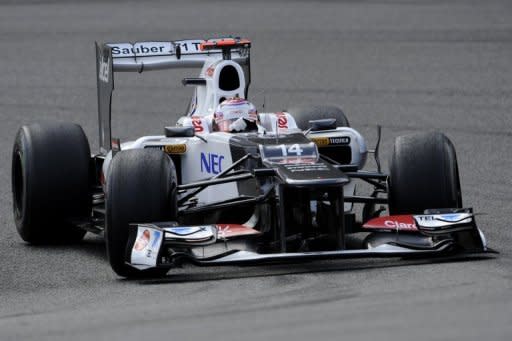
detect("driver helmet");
top-left (213, 97), bottom-right (258, 132)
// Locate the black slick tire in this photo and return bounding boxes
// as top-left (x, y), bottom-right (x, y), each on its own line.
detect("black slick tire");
top-left (11, 122), bottom-right (91, 243)
top-left (388, 131), bottom-right (462, 214)
top-left (105, 149), bottom-right (177, 278)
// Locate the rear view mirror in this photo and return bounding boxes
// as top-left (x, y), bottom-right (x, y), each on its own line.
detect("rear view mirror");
top-left (308, 118), bottom-right (337, 131)
top-left (164, 126), bottom-right (195, 137)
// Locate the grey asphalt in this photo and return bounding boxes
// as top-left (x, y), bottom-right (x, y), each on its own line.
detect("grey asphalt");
top-left (1, 0), bottom-right (511, 340)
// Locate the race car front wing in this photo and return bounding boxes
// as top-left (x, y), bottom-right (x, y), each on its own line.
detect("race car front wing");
top-left (125, 210), bottom-right (495, 271)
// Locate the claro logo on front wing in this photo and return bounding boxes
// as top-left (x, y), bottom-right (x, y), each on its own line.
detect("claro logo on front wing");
top-left (384, 220), bottom-right (416, 229)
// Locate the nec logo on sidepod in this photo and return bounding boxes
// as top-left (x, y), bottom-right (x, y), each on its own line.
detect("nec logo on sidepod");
top-left (200, 153), bottom-right (224, 174)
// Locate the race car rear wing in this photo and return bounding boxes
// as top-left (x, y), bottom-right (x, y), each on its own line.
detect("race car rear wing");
top-left (95, 38), bottom-right (251, 154)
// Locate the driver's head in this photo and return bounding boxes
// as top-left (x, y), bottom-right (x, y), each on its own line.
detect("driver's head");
top-left (213, 98), bottom-right (258, 132)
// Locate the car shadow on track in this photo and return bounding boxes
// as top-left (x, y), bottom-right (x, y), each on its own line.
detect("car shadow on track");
top-left (136, 255), bottom-right (495, 285)
top-left (24, 234), bottom-right (106, 260)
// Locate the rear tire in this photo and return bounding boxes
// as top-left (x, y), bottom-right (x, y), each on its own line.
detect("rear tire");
top-left (286, 105), bottom-right (350, 129)
top-left (388, 131), bottom-right (462, 214)
top-left (11, 122), bottom-right (91, 243)
top-left (105, 149), bottom-right (177, 278)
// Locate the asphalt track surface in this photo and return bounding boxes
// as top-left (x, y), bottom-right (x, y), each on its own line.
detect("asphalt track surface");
top-left (1, 0), bottom-right (511, 340)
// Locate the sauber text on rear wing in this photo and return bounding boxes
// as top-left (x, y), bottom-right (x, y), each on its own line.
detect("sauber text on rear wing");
top-left (95, 39), bottom-right (251, 154)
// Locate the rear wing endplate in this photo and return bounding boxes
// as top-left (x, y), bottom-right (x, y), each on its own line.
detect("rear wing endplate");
top-left (95, 38), bottom-right (251, 154)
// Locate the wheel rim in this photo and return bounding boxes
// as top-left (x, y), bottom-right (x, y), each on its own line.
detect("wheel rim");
top-left (12, 151), bottom-right (24, 219)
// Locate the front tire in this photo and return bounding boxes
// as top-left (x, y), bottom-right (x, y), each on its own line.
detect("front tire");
top-left (11, 122), bottom-right (91, 243)
top-left (388, 131), bottom-right (462, 214)
top-left (105, 149), bottom-right (177, 278)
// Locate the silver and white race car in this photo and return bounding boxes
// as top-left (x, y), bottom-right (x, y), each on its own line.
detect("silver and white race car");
top-left (11, 37), bottom-right (494, 278)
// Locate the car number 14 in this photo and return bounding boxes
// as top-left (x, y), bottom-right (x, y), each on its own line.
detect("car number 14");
top-left (280, 144), bottom-right (303, 156)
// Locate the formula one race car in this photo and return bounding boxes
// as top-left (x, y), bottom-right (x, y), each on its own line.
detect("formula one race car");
top-left (11, 37), bottom-right (493, 278)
